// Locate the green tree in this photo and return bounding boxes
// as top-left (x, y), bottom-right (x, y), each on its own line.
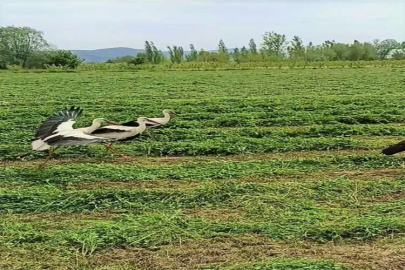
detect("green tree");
top-left (47, 50), bottom-right (82, 68)
top-left (167, 45), bottom-right (184, 63)
top-left (362, 42), bottom-right (377, 60)
top-left (374, 39), bottom-right (400, 59)
top-left (261, 32), bottom-right (287, 58)
top-left (151, 43), bottom-right (164, 64)
top-left (218, 39), bottom-right (228, 54)
top-left (288, 35), bottom-right (305, 59)
top-left (186, 44), bottom-right (198, 62)
top-left (232, 48), bottom-right (241, 63)
top-left (391, 50), bottom-right (405, 60)
top-left (332, 43), bottom-right (350, 60)
top-left (132, 53), bottom-right (147, 65)
top-left (0, 26), bottom-right (49, 67)
top-left (144, 41), bottom-right (154, 63)
top-left (249, 38), bottom-right (258, 54)
top-left (144, 41), bottom-right (164, 64)
top-left (349, 40), bottom-right (364, 61)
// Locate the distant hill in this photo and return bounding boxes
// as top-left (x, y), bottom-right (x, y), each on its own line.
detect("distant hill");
top-left (70, 47), bottom-right (222, 63)
top-left (70, 47), bottom-right (145, 63)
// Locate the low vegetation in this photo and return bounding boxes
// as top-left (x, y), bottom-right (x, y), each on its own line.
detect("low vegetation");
top-left (1, 66), bottom-right (405, 269)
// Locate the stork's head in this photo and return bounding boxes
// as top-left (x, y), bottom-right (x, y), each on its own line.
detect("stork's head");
top-left (163, 109), bottom-right (176, 116)
top-left (93, 118), bottom-right (119, 127)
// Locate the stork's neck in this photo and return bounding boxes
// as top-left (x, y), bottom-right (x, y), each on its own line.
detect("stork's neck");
top-left (136, 120), bottom-right (147, 133)
top-left (81, 122), bottom-right (102, 134)
top-left (163, 112), bottom-right (171, 121)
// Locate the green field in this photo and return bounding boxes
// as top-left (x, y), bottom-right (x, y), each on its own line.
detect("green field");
top-left (1, 67), bottom-right (405, 269)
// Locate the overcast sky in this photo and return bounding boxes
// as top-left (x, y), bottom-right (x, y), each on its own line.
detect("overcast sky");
top-left (1, 0), bottom-right (404, 50)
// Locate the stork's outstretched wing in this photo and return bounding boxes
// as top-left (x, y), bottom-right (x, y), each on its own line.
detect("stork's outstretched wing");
top-left (120, 120), bottom-right (140, 127)
top-left (120, 119), bottom-right (159, 127)
top-left (35, 106), bottom-right (83, 139)
top-left (44, 132), bottom-right (109, 146)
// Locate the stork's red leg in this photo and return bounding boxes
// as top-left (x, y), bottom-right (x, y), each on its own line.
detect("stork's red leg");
top-left (39, 146), bottom-right (60, 168)
top-left (104, 143), bottom-right (130, 159)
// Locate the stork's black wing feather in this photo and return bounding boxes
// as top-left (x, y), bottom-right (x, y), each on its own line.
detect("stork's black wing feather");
top-left (120, 120), bottom-right (140, 127)
top-left (44, 134), bottom-right (105, 146)
top-left (382, 141), bottom-right (405, 155)
top-left (120, 119), bottom-right (159, 127)
top-left (35, 106), bottom-right (83, 139)
top-left (91, 128), bottom-right (127, 134)
top-left (119, 133), bottom-right (141, 142)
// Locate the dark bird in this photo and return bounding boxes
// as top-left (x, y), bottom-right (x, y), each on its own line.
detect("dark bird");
top-left (382, 141), bottom-right (405, 155)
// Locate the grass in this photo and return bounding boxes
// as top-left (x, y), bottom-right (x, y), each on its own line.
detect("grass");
top-left (1, 66), bottom-right (405, 269)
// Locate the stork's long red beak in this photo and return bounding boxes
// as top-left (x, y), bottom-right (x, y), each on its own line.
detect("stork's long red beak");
top-left (145, 118), bottom-right (161, 125)
top-left (107, 120), bottom-right (120, 125)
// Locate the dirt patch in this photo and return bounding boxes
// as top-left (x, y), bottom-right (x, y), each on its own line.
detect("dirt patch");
top-left (88, 235), bottom-right (405, 269)
top-left (1, 211), bottom-right (118, 225)
top-left (0, 149), bottom-right (383, 168)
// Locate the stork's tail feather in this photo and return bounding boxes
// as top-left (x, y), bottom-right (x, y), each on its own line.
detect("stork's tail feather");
top-left (31, 139), bottom-right (50, 151)
top-left (381, 142), bottom-right (405, 155)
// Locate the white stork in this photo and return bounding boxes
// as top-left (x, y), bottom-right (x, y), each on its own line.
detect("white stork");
top-left (119, 109), bottom-right (176, 128)
top-left (90, 117), bottom-right (160, 158)
top-left (32, 106), bottom-right (118, 165)
top-left (115, 109), bottom-right (176, 140)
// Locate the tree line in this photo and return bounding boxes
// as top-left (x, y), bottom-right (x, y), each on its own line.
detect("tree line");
top-left (0, 26), bottom-right (82, 69)
top-left (115, 33), bottom-right (404, 65)
top-left (1, 26), bottom-right (404, 69)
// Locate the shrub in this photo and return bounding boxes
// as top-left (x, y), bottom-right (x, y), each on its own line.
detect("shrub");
top-left (46, 50), bottom-right (83, 69)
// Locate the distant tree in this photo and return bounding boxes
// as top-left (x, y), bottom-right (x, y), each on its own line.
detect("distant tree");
top-left (106, 53), bottom-right (146, 65)
top-left (332, 43), bottom-right (350, 60)
top-left (288, 35), bottom-right (305, 59)
top-left (349, 40), bottom-right (364, 61)
top-left (23, 51), bottom-right (53, 69)
top-left (47, 50), bottom-right (82, 68)
top-left (362, 42), bottom-right (377, 60)
top-left (151, 43), bottom-right (164, 64)
top-left (144, 41), bottom-right (164, 64)
top-left (0, 42), bottom-right (9, 68)
top-left (374, 39), bottom-right (400, 59)
top-left (198, 49), bottom-right (207, 56)
top-left (144, 41), bottom-right (154, 63)
top-left (232, 48), bottom-right (241, 63)
top-left (261, 32), bottom-right (287, 58)
top-left (391, 50), bottom-right (405, 60)
top-left (167, 45), bottom-right (184, 63)
top-left (106, 55), bottom-right (135, 63)
top-left (186, 44), bottom-right (198, 62)
top-left (0, 26), bottom-right (49, 67)
top-left (322, 40), bottom-right (335, 49)
top-left (249, 38), bottom-right (258, 54)
top-left (132, 52), bottom-right (147, 65)
top-left (241, 46), bottom-right (249, 55)
top-left (218, 39), bottom-right (228, 54)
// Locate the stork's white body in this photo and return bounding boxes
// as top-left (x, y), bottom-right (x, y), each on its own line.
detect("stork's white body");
top-left (91, 118), bottom-right (150, 140)
top-left (146, 110), bottom-right (172, 127)
top-left (31, 107), bottom-right (113, 151)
